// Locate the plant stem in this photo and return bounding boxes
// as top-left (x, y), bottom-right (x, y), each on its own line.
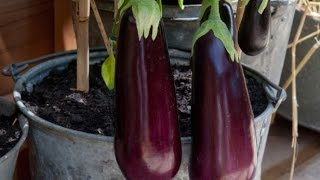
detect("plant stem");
top-left (289, 2), bottom-right (309, 179)
top-left (235, 0), bottom-right (245, 56)
top-left (235, 0), bottom-right (245, 31)
top-left (114, 0), bottom-right (119, 19)
top-left (283, 40), bottom-right (320, 90)
top-left (209, 0), bottom-right (220, 19)
top-left (288, 29), bottom-right (320, 48)
top-left (77, 0), bottom-right (90, 92)
top-left (90, 0), bottom-right (114, 56)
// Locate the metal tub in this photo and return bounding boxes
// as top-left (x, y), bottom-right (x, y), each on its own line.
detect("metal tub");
top-left (0, 116), bottom-right (29, 180)
top-left (12, 48), bottom-right (286, 179)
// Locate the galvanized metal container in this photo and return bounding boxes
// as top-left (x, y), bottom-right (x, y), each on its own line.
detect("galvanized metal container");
top-left (91, 0), bottom-right (296, 85)
top-left (0, 116), bottom-right (29, 180)
top-left (12, 48), bottom-right (285, 180)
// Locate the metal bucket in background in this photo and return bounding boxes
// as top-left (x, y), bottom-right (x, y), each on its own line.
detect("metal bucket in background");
top-left (90, 0), bottom-right (296, 85)
top-left (0, 116), bottom-right (29, 180)
top-left (10, 49), bottom-right (286, 180)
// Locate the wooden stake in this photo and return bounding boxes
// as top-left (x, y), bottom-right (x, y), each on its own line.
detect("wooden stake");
top-left (77, 0), bottom-right (90, 92)
top-left (71, 0), bottom-right (79, 37)
top-left (90, 0), bottom-right (113, 56)
top-left (235, 0), bottom-right (245, 32)
top-left (288, 29), bottom-right (320, 48)
top-left (235, 0), bottom-right (246, 56)
top-left (283, 41), bottom-right (320, 90)
top-left (289, 3), bottom-right (309, 179)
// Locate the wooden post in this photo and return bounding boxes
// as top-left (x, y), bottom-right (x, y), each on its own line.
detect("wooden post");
top-left (235, 0), bottom-right (245, 56)
top-left (54, 0), bottom-right (77, 52)
top-left (77, 0), bottom-right (90, 92)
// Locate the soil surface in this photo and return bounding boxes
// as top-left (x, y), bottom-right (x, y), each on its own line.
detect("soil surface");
top-left (22, 63), bottom-right (268, 137)
top-left (0, 114), bottom-right (21, 157)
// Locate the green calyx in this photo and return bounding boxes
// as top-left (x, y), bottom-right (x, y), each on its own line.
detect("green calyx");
top-left (119, 0), bottom-right (162, 40)
top-left (258, 0), bottom-right (268, 14)
top-left (243, 0), bottom-right (269, 14)
top-left (193, 0), bottom-right (238, 62)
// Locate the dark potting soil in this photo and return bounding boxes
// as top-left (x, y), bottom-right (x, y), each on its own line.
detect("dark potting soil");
top-left (0, 114), bottom-right (21, 157)
top-left (172, 65), bottom-right (268, 136)
top-left (22, 63), bottom-right (268, 137)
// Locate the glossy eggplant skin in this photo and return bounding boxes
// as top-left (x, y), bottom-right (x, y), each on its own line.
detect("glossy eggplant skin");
top-left (115, 11), bottom-right (181, 180)
top-left (189, 2), bottom-right (257, 180)
top-left (238, 0), bottom-right (271, 56)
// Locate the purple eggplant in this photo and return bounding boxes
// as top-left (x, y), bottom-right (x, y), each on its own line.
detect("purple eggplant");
top-left (114, 11), bottom-right (181, 180)
top-left (238, 0), bottom-right (271, 56)
top-left (189, 1), bottom-right (257, 180)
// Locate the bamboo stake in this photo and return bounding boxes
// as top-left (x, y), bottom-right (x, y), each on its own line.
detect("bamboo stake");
top-left (289, 3), bottom-right (309, 179)
top-left (90, 0), bottom-right (114, 56)
top-left (288, 29), bottom-right (320, 48)
top-left (283, 40), bottom-right (320, 90)
top-left (71, 0), bottom-right (79, 38)
top-left (235, 0), bottom-right (245, 32)
top-left (77, 0), bottom-right (90, 92)
top-left (235, 0), bottom-right (246, 56)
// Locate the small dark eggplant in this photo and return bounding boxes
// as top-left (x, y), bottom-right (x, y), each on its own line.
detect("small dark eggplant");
top-left (114, 11), bottom-right (181, 180)
top-left (238, 0), bottom-right (271, 56)
top-left (189, 1), bottom-right (257, 180)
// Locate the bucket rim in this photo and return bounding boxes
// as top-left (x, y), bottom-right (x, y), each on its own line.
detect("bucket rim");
top-left (13, 49), bottom-right (281, 144)
top-left (0, 115), bottom-right (29, 163)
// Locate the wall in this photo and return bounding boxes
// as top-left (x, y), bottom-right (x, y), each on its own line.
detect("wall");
top-left (0, 0), bottom-right (54, 95)
top-left (0, 0), bottom-right (76, 96)
top-left (0, 1), bottom-right (76, 179)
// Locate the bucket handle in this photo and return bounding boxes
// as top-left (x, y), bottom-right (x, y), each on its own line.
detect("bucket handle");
top-left (242, 65), bottom-right (287, 112)
top-left (2, 50), bottom-right (78, 82)
top-left (263, 83), bottom-right (286, 112)
top-left (2, 48), bottom-right (107, 82)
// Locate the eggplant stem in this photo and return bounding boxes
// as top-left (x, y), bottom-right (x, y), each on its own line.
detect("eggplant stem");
top-left (210, 0), bottom-right (220, 19)
top-left (114, 0), bottom-right (119, 19)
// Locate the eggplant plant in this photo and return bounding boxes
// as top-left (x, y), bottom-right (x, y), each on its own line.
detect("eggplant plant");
top-left (111, 0), bottom-right (182, 179)
top-left (238, 0), bottom-right (271, 56)
top-left (100, 0), bottom-right (271, 179)
top-left (189, 0), bottom-right (257, 179)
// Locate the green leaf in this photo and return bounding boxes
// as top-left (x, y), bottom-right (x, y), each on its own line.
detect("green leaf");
top-left (258, 0), bottom-right (268, 14)
top-left (192, 20), bottom-right (213, 54)
top-left (178, 0), bottom-right (184, 10)
top-left (192, 19), bottom-right (238, 62)
top-left (158, 0), bottom-right (163, 14)
top-left (199, 0), bottom-right (212, 21)
top-left (118, 0), bottom-right (125, 9)
top-left (193, 0), bottom-right (238, 62)
top-left (119, 0), bottom-right (162, 40)
top-left (211, 20), bottom-right (238, 61)
top-left (101, 55), bottom-right (116, 90)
